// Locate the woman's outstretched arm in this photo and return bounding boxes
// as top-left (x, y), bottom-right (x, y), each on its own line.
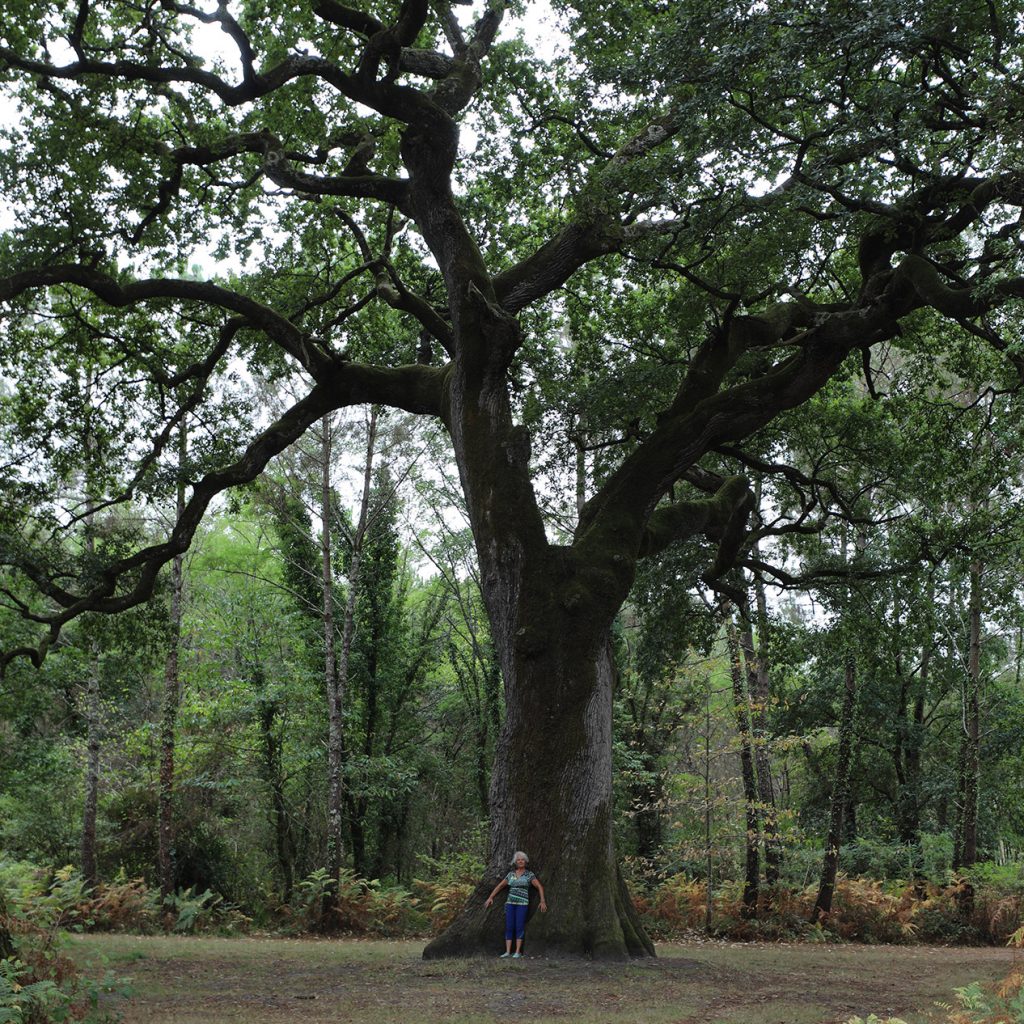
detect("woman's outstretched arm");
top-left (485, 878), bottom-right (509, 907)
top-left (531, 876), bottom-right (548, 911)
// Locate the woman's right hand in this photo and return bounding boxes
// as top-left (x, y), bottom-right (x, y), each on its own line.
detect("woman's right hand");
top-left (485, 896), bottom-right (493, 907)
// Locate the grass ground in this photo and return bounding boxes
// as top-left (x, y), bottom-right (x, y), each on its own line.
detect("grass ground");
top-left (69, 934), bottom-right (1018, 1024)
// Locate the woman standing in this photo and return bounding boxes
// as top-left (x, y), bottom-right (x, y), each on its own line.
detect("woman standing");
top-left (485, 851), bottom-right (547, 958)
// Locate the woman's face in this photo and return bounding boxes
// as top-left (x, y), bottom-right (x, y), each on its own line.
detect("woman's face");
top-left (515, 855), bottom-right (527, 869)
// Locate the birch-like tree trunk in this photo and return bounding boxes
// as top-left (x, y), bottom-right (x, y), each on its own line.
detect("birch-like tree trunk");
top-left (726, 613), bottom-right (760, 917)
top-left (749, 571), bottom-right (783, 886)
top-left (80, 641), bottom-right (102, 889)
top-left (954, 559), bottom-right (982, 870)
top-left (325, 408), bottom-right (379, 888)
top-left (80, 392), bottom-right (102, 891)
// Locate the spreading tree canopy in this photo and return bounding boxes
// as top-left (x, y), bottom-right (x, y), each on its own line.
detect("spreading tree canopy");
top-left (1, 0), bottom-right (1022, 957)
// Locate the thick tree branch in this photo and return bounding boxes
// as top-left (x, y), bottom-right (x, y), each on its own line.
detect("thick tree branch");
top-left (0, 264), bottom-right (332, 375)
top-left (429, 3), bottom-right (504, 116)
top-left (493, 111), bottom-right (684, 313)
top-left (0, 45), bottom-right (345, 106)
top-left (312, 0), bottom-right (385, 36)
top-left (715, 444), bottom-right (864, 522)
top-left (892, 254), bottom-right (1024, 319)
top-left (158, 0), bottom-right (258, 84)
top-left (132, 132), bottom-right (412, 237)
top-left (573, 303), bottom-right (901, 582)
top-left (638, 474), bottom-right (754, 578)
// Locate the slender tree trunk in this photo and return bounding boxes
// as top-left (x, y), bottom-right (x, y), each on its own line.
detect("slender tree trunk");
top-left (321, 414), bottom-right (345, 887)
top-left (158, 431), bottom-right (187, 902)
top-left (335, 408), bottom-right (378, 879)
top-left (954, 560), bottom-right (982, 869)
top-left (0, 889), bottom-right (14, 961)
top-left (81, 483), bottom-right (101, 891)
top-left (726, 614), bottom-right (760, 917)
top-left (812, 656), bottom-right (857, 922)
top-left (80, 408), bottom-right (102, 891)
top-left (258, 698), bottom-right (295, 902)
top-left (1015, 623), bottom-right (1022, 690)
top-left (749, 514), bottom-right (783, 885)
top-left (704, 683), bottom-right (714, 933)
top-left (158, 558), bottom-right (184, 902)
top-left (80, 639), bottom-right (101, 889)
top-left (738, 615), bottom-right (782, 887)
top-left (346, 791), bottom-right (368, 878)
top-left (898, 633), bottom-right (929, 878)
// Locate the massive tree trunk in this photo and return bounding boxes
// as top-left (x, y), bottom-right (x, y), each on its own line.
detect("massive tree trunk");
top-left (424, 609), bottom-right (653, 958)
top-left (417, 264), bottom-right (653, 955)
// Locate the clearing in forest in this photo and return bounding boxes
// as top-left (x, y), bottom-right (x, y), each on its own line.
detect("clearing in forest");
top-left (71, 934), bottom-right (1017, 1024)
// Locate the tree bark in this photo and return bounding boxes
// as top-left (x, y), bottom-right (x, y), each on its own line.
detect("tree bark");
top-left (812, 656), bottom-right (857, 922)
top-left (896, 637), bottom-right (928, 877)
top-left (424, 613), bottom-right (653, 958)
top-left (0, 888), bottom-right (15, 961)
top-left (726, 614), bottom-right (760, 917)
top-left (80, 408), bottom-right (102, 891)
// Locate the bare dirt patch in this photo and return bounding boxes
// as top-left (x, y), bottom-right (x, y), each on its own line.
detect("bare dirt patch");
top-left (69, 934), bottom-right (1017, 1024)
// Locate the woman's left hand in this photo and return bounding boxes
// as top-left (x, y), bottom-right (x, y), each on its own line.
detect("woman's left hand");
top-left (540, 901), bottom-right (547, 912)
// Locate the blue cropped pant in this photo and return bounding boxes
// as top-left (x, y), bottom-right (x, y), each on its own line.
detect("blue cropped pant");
top-left (505, 902), bottom-right (528, 940)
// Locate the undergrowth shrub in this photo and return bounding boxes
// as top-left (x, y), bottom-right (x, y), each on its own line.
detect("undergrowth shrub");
top-left (1, 867), bottom-right (130, 1023)
top-left (289, 868), bottom-right (426, 936)
top-left (0, 862), bottom-right (249, 938)
top-left (413, 849), bottom-right (483, 934)
top-left (632, 865), bottom-right (1024, 946)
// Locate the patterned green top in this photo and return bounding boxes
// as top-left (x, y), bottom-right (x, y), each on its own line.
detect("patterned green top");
top-left (505, 870), bottom-right (535, 906)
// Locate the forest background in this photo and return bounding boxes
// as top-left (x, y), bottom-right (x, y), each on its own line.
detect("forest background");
top-left (1, 0), bottom-right (1024, 1009)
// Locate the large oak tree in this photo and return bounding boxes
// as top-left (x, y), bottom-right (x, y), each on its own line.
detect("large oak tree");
top-left (1, 0), bottom-right (1022, 957)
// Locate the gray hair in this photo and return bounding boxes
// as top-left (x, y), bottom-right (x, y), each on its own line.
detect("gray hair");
top-left (510, 850), bottom-right (529, 865)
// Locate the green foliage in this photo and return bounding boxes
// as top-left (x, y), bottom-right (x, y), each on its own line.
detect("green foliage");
top-left (289, 868), bottom-right (426, 937)
top-left (161, 888), bottom-right (247, 936)
top-left (0, 867), bottom-right (131, 1023)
